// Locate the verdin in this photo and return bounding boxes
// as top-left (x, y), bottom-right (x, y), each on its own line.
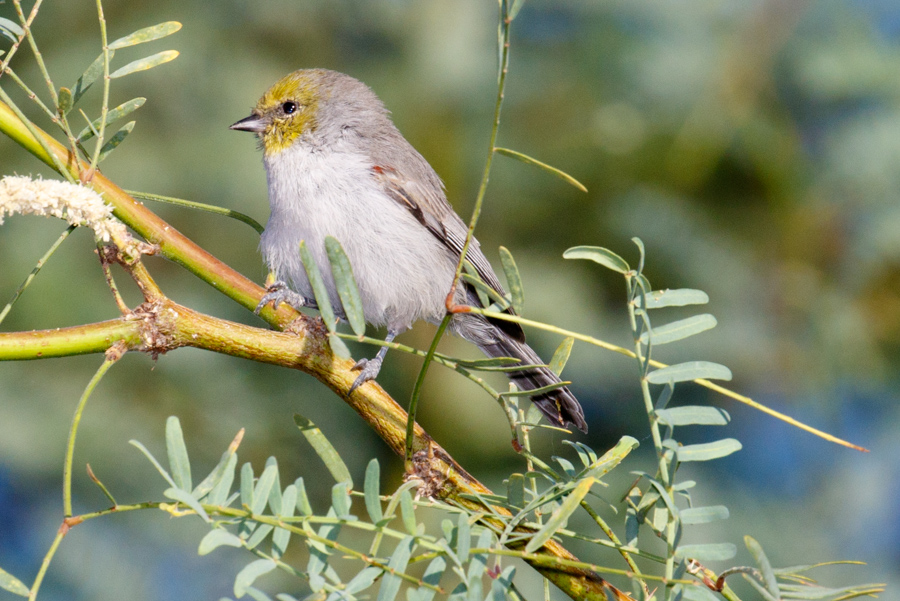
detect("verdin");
top-left (231, 69), bottom-right (587, 433)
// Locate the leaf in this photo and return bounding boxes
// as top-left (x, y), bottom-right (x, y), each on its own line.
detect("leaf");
top-left (677, 439), bottom-right (742, 462)
top-left (549, 337), bottom-right (574, 377)
top-left (0, 565), bottom-right (29, 597)
top-left (638, 288), bottom-right (709, 309)
top-left (646, 361), bottom-right (732, 385)
top-left (507, 473), bottom-right (525, 509)
top-left (494, 147), bottom-right (587, 192)
top-left (456, 512), bottom-right (471, 564)
top-left (234, 559), bottom-right (277, 598)
top-left (96, 121), bottom-right (135, 162)
top-left (413, 557), bottom-right (446, 601)
top-left (745, 536), bottom-right (780, 599)
top-left (298, 241), bottom-right (337, 330)
top-left (294, 414), bottom-right (353, 487)
top-left (57, 87), bottom-right (73, 115)
top-left (195, 429), bottom-right (242, 502)
top-left (655, 406), bottom-right (730, 426)
top-left (675, 543), bottom-right (737, 561)
top-left (77, 97), bottom-right (146, 142)
top-left (584, 435), bottom-right (639, 479)
top-left (198, 529), bottom-right (243, 555)
top-left (109, 50), bottom-right (179, 79)
top-left (364, 459), bottom-right (383, 523)
top-left (325, 236), bottom-right (366, 336)
top-left (163, 487), bottom-right (209, 521)
top-left (251, 464), bottom-right (278, 514)
top-left (0, 17), bottom-right (24, 43)
top-left (466, 530), bottom-right (492, 599)
top-left (272, 484), bottom-right (296, 558)
top-left (563, 246), bottom-right (629, 273)
top-left (376, 536), bottom-right (414, 601)
top-left (294, 477), bottom-right (313, 516)
top-left (332, 482), bottom-right (352, 519)
top-left (640, 314), bottom-right (717, 345)
top-left (345, 566), bottom-right (382, 595)
top-left (508, 0), bottom-right (527, 21)
top-left (461, 273), bottom-right (509, 310)
top-left (108, 21), bottom-right (182, 49)
top-left (165, 416), bottom-right (192, 492)
top-left (498, 246), bottom-right (525, 314)
top-left (245, 524), bottom-right (274, 550)
top-left (71, 52), bottom-right (110, 107)
top-left (490, 565), bottom-right (516, 601)
top-left (240, 462), bottom-right (255, 508)
top-left (450, 356), bottom-right (521, 368)
top-left (400, 489), bottom-right (417, 535)
top-left (129, 439), bottom-right (177, 488)
top-left (525, 477), bottom-right (594, 553)
top-left (679, 505), bottom-right (729, 525)
top-left (499, 380), bottom-right (570, 397)
top-left (265, 456), bottom-right (282, 514)
top-left (327, 332), bottom-right (351, 359)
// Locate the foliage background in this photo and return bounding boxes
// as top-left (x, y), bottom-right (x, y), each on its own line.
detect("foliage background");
top-left (0, 0), bottom-right (897, 599)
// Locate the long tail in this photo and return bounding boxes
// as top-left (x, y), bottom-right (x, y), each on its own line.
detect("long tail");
top-left (477, 332), bottom-right (587, 434)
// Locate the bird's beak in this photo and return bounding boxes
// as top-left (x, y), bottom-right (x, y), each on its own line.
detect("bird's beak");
top-left (230, 113), bottom-right (268, 133)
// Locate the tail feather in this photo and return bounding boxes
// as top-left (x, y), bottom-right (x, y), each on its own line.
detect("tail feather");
top-left (479, 335), bottom-right (588, 434)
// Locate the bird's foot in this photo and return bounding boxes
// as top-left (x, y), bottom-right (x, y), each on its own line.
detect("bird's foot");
top-left (349, 355), bottom-right (384, 393)
top-left (255, 281), bottom-right (317, 314)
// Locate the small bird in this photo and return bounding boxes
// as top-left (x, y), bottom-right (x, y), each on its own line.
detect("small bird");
top-left (231, 69), bottom-right (587, 433)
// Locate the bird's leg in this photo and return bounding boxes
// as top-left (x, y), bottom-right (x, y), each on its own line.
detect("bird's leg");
top-left (349, 329), bottom-right (399, 393)
top-left (255, 280), bottom-right (317, 314)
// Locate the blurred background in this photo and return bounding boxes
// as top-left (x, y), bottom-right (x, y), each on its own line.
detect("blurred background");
top-left (1, 0), bottom-right (898, 599)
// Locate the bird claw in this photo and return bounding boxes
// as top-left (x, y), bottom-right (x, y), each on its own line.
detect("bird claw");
top-left (255, 281), bottom-right (316, 315)
top-left (349, 356), bottom-right (384, 394)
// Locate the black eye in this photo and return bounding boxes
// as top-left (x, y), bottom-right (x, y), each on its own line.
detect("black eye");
top-left (282, 101), bottom-right (297, 115)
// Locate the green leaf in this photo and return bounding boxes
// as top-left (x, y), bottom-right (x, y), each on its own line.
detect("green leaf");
top-left (264, 457), bottom-right (282, 514)
top-left (466, 529), bottom-right (493, 598)
top-left (165, 416), bottom-right (191, 492)
top-left (376, 536), bottom-right (414, 601)
top-left (294, 414), bottom-right (352, 487)
top-left (364, 459), bottom-right (383, 523)
top-left (272, 484), bottom-right (296, 558)
top-left (655, 406), bottom-right (730, 426)
top-left (129, 439), bottom-right (176, 488)
top-left (745, 536), bottom-right (780, 599)
top-left (498, 246), bottom-right (525, 314)
top-left (0, 565), bottom-right (29, 597)
top-left (234, 559), bottom-right (277, 598)
top-left (77, 97), bottom-right (146, 142)
top-left (549, 337), bottom-right (574, 377)
top-left (240, 462), bottom-right (254, 508)
top-left (680, 505), bottom-right (729, 525)
top-left (585, 435), bottom-right (639, 479)
top-left (638, 288), bottom-right (709, 309)
top-left (0, 18), bottom-right (24, 43)
top-left (198, 529), bottom-right (242, 555)
top-left (508, 0), bottom-right (526, 21)
top-left (327, 332), bottom-right (351, 359)
top-left (108, 21), bottom-right (182, 49)
top-left (110, 50), bottom-right (179, 78)
top-left (681, 584), bottom-right (721, 601)
top-left (332, 482), bottom-right (352, 519)
top-left (499, 380), bottom-right (570, 397)
top-left (57, 87), bottom-right (73, 115)
top-left (325, 236), bottom-right (366, 336)
top-left (461, 273), bottom-right (510, 310)
top-left (525, 477), bottom-right (594, 553)
top-left (294, 477), bottom-right (312, 516)
top-left (163, 487), bottom-right (209, 521)
top-left (675, 543), bottom-right (737, 561)
top-left (677, 439), bottom-right (742, 462)
top-left (563, 246), bottom-right (629, 273)
top-left (298, 240), bottom-right (337, 330)
top-left (245, 524), bottom-right (274, 550)
top-left (640, 314), bottom-right (717, 345)
top-left (450, 356), bottom-right (521, 368)
top-left (507, 473), bottom-right (525, 509)
top-left (398, 489), bottom-right (417, 535)
top-left (494, 147), bottom-right (587, 192)
top-left (456, 512), bottom-right (471, 564)
top-left (71, 52), bottom-right (110, 107)
top-left (414, 557), bottom-right (446, 601)
top-left (646, 361), bottom-right (732, 384)
top-left (96, 121), bottom-right (135, 162)
top-left (345, 567), bottom-right (382, 595)
top-left (251, 464), bottom-right (278, 514)
top-left (195, 433), bottom-right (240, 501)
top-left (244, 587), bottom-right (274, 601)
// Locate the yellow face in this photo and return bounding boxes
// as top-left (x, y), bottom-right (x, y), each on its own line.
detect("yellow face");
top-left (254, 71), bottom-right (323, 155)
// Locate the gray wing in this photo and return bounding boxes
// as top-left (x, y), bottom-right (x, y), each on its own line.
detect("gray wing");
top-left (371, 164), bottom-right (526, 342)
